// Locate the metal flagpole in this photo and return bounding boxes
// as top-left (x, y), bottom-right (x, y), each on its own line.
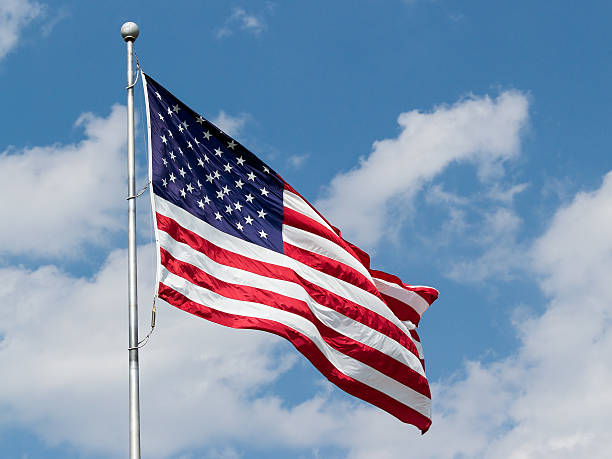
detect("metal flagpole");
top-left (121, 21), bottom-right (141, 459)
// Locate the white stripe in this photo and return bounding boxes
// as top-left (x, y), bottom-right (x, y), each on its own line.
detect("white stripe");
top-left (160, 267), bottom-right (431, 417)
top-left (282, 225), bottom-right (373, 282)
top-left (414, 340), bottom-right (423, 359)
top-left (398, 320), bottom-right (424, 359)
top-left (283, 190), bottom-right (334, 233)
top-left (154, 196), bottom-right (411, 334)
top-left (373, 277), bottom-right (430, 316)
top-left (159, 230), bottom-right (425, 376)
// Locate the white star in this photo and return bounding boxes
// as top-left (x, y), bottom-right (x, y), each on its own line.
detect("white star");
top-left (245, 193), bottom-right (254, 203)
top-left (244, 215), bottom-right (254, 225)
top-left (257, 209), bottom-right (267, 219)
top-left (180, 188), bottom-right (186, 198)
top-left (236, 156), bottom-right (246, 166)
top-left (178, 124), bottom-right (184, 133)
top-left (167, 107), bottom-right (173, 116)
top-left (155, 91), bottom-right (161, 100)
top-left (236, 222), bottom-right (244, 231)
top-left (169, 152), bottom-right (176, 161)
top-left (196, 116), bottom-right (205, 125)
top-left (234, 201), bottom-right (243, 211)
top-left (182, 120), bottom-right (189, 130)
top-left (161, 135), bottom-right (167, 144)
top-left (206, 173), bottom-right (214, 183)
top-left (204, 196), bottom-right (211, 204)
top-left (247, 171), bottom-right (256, 181)
top-left (235, 179), bottom-right (244, 189)
top-left (197, 199), bottom-right (205, 209)
top-left (214, 147), bottom-right (223, 157)
top-left (162, 178), bottom-right (168, 187)
top-left (263, 166), bottom-right (270, 173)
top-left (172, 104), bottom-right (180, 113)
top-left (216, 190), bottom-right (224, 199)
top-left (179, 168), bottom-right (186, 177)
top-left (194, 137), bottom-right (200, 145)
top-left (178, 147), bottom-right (184, 156)
top-left (213, 170), bottom-right (221, 179)
top-left (203, 154), bottom-right (210, 163)
top-left (222, 185), bottom-right (231, 195)
top-left (187, 141), bottom-right (193, 149)
top-left (169, 172), bottom-right (176, 183)
top-left (224, 163), bottom-right (233, 173)
top-left (214, 212), bottom-right (222, 220)
top-left (227, 140), bottom-right (237, 149)
top-left (197, 158), bottom-right (205, 167)
top-left (187, 163), bottom-right (192, 171)
top-left (197, 180), bottom-right (202, 188)
top-left (260, 187), bottom-right (269, 197)
top-left (167, 130), bottom-right (173, 138)
top-left (162, 158), bottom-right (168, 166)
top-left (258, 229), bottom-right (268, 239)
top-left (225, 205), bottom-right (233, 214)
top-left (186, 183), bottom-right (194, 193)
top-left (203, 131), bottom-right (212, 140)
top-left (158, 113), bottom-right (164, 121)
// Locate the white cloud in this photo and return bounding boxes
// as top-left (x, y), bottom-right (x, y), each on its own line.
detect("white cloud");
top-left (0, 0), bottom-right (43, 61)
top-left (212, 110), bottom-right (250, 138)
top-left (316, 91), bottom-right (529, 248)
top-left (0, 105), bottom-right (127, 257)
top-left (446, 206), bottom-right (527, 282)
top-left (488, 182), bottom-right (529, 203)
top-left (287, 153), bottom-right (309, 169)
top-left (0, 244), bottom-right (304, 457)
top-left (215, 6), bottom-right (269, 39)
top-left (320, 170), bottom-right (612, 458)
top-left (5, 90), bottom-right (612, 458)
top-left (422, 180), bottom-right (530, 282)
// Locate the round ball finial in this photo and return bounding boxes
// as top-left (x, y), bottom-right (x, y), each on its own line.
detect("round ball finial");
top-left (121, 22), bottom-right (139, 41)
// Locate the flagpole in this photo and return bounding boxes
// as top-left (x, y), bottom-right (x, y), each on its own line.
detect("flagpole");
top-left (121, 21), bottom-right (141, 459)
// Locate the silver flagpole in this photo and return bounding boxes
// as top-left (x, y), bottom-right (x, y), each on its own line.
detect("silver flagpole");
top-left (121, 21), bottom-right (141, 459)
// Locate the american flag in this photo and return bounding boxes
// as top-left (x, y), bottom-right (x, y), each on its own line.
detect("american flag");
top-left (143, 73), bottom-right (438, 432)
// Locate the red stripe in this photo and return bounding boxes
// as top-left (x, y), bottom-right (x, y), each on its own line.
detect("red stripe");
top-left (157, 212), bottom-right (421, 359)
top-left (283, 241), bottom-right (381, 298)
top-left (380, 292), bottom-right (422, 326)
top-left (158, 282), bottom-right (432, 432)
top-left (161, 247), bottom-right (430, 397)
top-left (283, 207), bottom-right (366, 270)
top-left (372, 269), bottom-right (439, 306)
top-left (283, 182), bottom-right (339, 235)
top-left (283, 209), bottom-right (431, 327)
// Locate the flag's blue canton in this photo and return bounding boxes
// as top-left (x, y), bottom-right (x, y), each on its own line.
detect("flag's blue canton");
top-left (145, 75), bottom-right (284, 253)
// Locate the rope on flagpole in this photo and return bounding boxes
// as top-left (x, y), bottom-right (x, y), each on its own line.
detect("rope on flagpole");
top-left (128, 295), bottom-right (157, 350)
top-left (126, 180), bottom-right (151, 200)
top-left (126, 50), bottom-right (141, 90)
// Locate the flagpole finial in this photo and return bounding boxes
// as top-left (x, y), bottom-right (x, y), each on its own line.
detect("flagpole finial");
top-left (121, 22), bottom-right (139, 42)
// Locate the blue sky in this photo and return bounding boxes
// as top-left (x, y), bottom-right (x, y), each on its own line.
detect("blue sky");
top-left (1, 0), bottom-right (612, 457)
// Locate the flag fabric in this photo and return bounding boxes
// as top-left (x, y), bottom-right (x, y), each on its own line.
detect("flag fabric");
top-left (143, 73), bottom-right (439, 432)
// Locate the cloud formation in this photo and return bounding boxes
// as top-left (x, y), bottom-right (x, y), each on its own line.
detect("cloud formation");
top-left (0, 0), bottom-right (43, 61)
top-left (316, 92), bottom-right (529, 248)
top-left (0, 245), bottom-right (300, 457)
top-left (215, 6), bottom-right (270, 39)
top-left (3, 92), bottom-right (610, 458)
top-left (324, 170), bottom-right (612, 458)
top-left (212, 110), bottom-right (251, 138)
top-left (0, 105), bottom-right (126, 257)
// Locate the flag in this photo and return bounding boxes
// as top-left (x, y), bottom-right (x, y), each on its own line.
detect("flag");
top-left (143, 73), bottom-right (438, 432)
